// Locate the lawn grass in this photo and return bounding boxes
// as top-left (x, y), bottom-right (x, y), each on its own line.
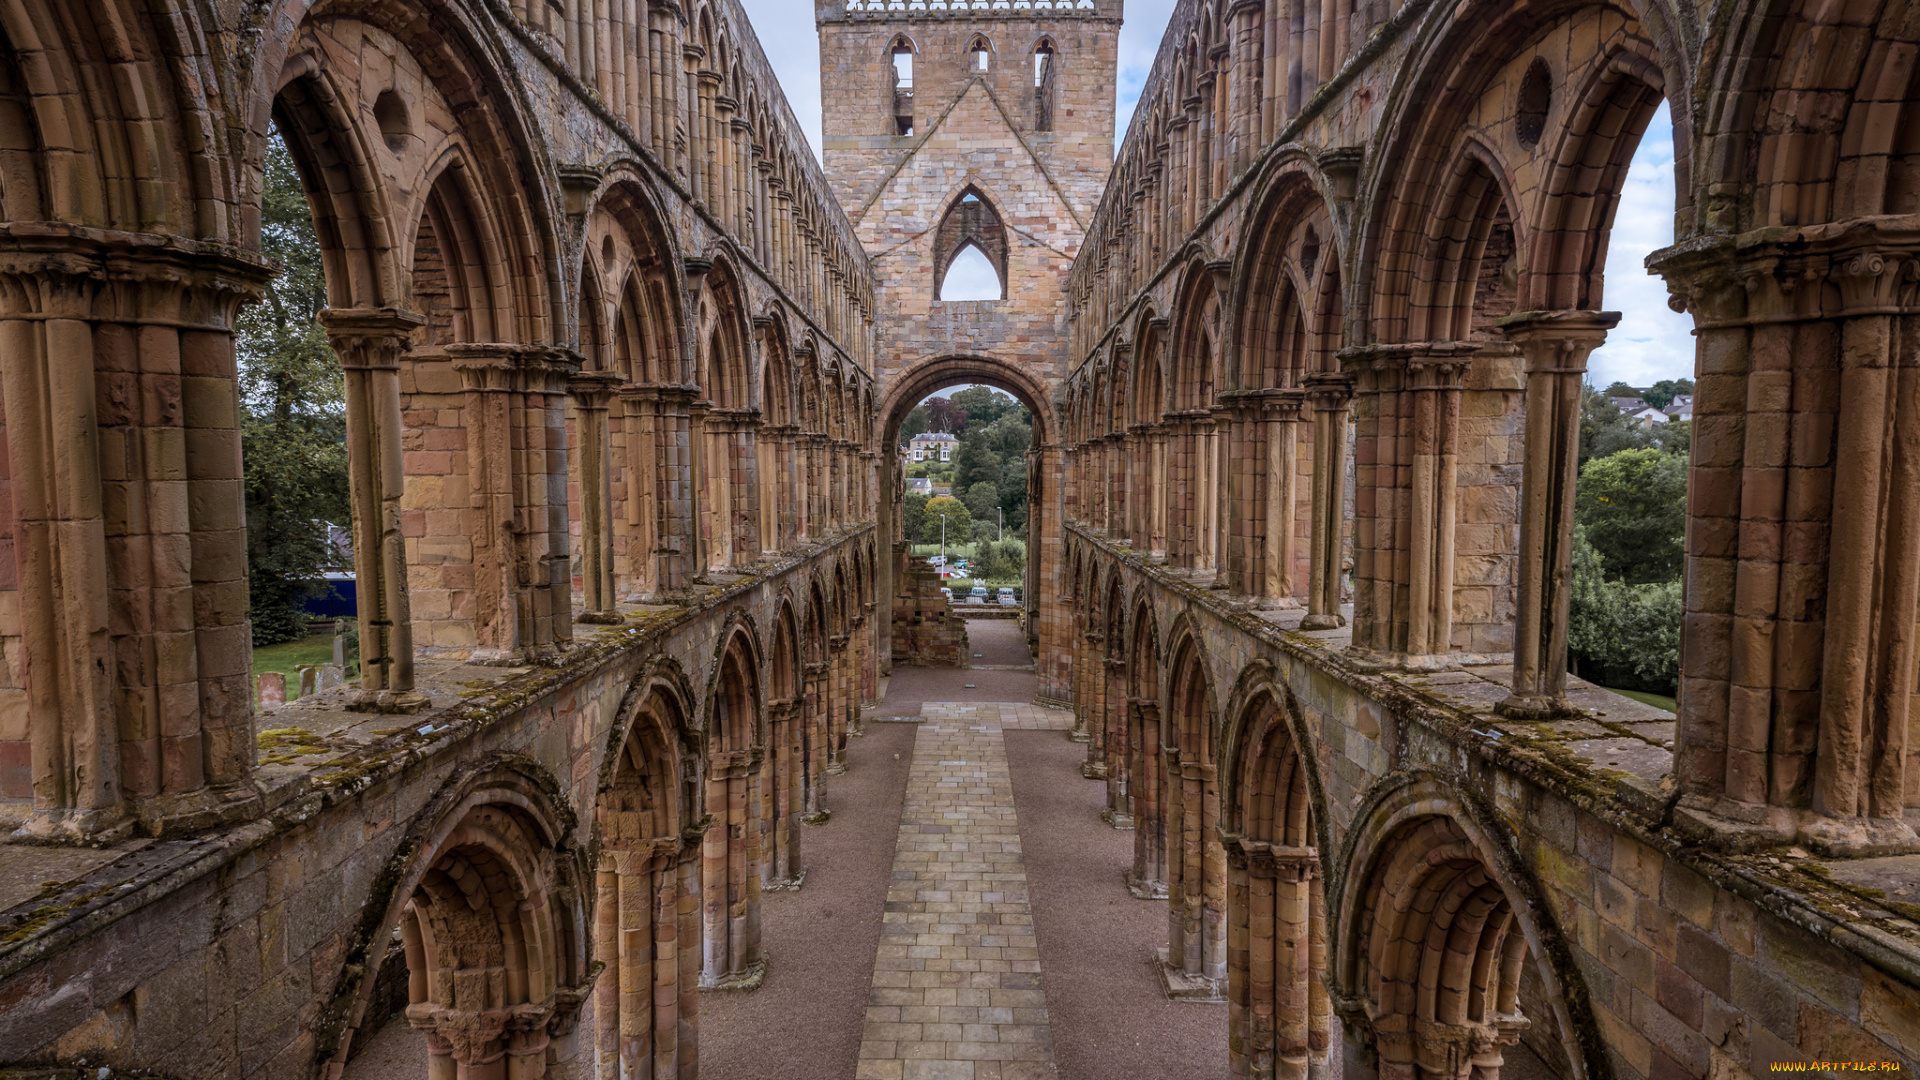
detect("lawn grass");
top-left (1604, 687), bottom-right (1678, 712)
top-left (253, 634), bottom-right (353, 703)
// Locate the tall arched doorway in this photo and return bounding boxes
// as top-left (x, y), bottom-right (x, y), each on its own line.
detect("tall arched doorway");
top-left (875, 355), bottom-right (1066, 700)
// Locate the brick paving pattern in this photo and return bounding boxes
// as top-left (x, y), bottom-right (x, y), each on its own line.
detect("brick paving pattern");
top-left (856, 702), bottom-right (1072, 1080)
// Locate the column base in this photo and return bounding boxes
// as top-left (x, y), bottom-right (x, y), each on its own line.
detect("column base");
top-left (348, 690), bottom-right (432, 714)
top-left (1081, 760), bottom-right (1108, 780)
top-left (13, 805), bottom-right (137, 844)
top-left (1492, 693), bottom-right (1582, 721)
top-left (576, 610), bottom-right (625, 625)
top-left (700, 957), bottom-right (768, 993)
top-left (1102, 809), bottom-right (1136, 830)
top-left (1671, 795), bottom-right (1920, 857)
top-left (1069, 727), bottom-right (1092, 744)
top-left (1155, 946), bottom-right (1226, 1002)
top-left (1299, 613), bottom-right (1345, 630)
top-left (802, 809), bottom-right (832, 825)
top-left (826, 762), bottom-right (847, 776)
top-left (132, 782), bottom-right (265, 838)
top-left (763, 871), bottom-right (807, 892)
top-left (1127, 870), bottom-right (1168, 900)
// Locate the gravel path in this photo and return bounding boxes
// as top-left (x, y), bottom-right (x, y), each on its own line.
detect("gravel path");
top-left (1004, 728), bottom-right (1229, 1080)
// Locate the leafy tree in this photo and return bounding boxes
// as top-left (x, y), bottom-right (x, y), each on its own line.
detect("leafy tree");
top-left (1568, 526), bottom-right (1682, 693)
top-left (1601, 381), bottom-right (1640, 398)
top-left (1575, 448), bottom-right (1688, 584)
top-left (963, 481), bottom-right (1000, 525)
top-left (899, 404), bottom-right (931, 440)
top-left (1644, 380), bottom-right (1680, 409)
top-left (969, 520), bottom-right (999, 546)
top-left (949, 386), bottom-right (1018, 431)
top-left (902, 490), bottom-right (930, 545)
top-left (1580, 385), bottom-right (1654, 465)
top-left (974, 539), bottom-right (1026, 582)
top-left (920, 495), bottom-right (972, 547)
top-left (952, 427), bottom-right (1003, 492)
top-left (237, 130), bottom-right (353, 645)
top-left (926, 397), bottom-right (967, 433)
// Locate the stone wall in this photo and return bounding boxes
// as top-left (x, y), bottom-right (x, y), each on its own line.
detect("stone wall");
top-left (891, 547), bottom-right (970, 667)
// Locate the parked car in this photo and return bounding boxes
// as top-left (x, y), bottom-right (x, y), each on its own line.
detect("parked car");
top-left (940, 587), bottom-right (953, 601)
top-left (997, 588), bottom-right (1017, 606)
top-left (969, 586), bottom-right (989, 604)
top-left (927, 554), bottom-right (946, 566)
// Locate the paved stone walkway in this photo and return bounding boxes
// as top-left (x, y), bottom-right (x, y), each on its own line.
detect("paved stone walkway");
top-left (855, 702), bottom-right (1073, 1080)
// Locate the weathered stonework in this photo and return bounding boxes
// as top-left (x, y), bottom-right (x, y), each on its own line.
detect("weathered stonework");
top-left (3, 0), bottom-right (1920, 1079)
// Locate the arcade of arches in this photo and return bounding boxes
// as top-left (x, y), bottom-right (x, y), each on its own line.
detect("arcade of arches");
top-left (1, 1), bottom-right (1919, 1079)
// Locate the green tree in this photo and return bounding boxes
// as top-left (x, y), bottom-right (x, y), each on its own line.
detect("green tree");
top-left (1568, 526), bottom-right (1682, 693)
top-left (902, 490), bottom-right (930, 545)
top-left (949, 386), bottom-right (1017, 431)
top-left (899, 404), bottom-right (931, 440)
top-left (237, 130), bottom-right (353, 645)
top-left (1575, 447), bottom-right (1688, 584)
top-left (1644, 380), bottom-right (1680, 409)
top-left (1580, 384), bottom-right (1655, 466)
top-left (1601, 381), bottom-right (1640, 398)
top-left (952, 427), bottom-right (1003, 492)
top-left (921, 495), bottom-right (972, 547)
top-left (962, 480), bottom-right (1000, 524)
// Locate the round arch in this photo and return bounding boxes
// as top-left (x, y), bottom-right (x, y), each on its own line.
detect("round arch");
top-left (874, 353), bottom-right (1066, 698)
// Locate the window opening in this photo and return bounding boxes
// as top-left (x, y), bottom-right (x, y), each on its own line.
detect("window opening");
top-left (1033, 42), bottom-right (1057, 131)
top-left (970, 38), bottom-right (991, 73)
top-left (892, 40), bottom-right (916, 136)
top-left (940, 243), bottom-right (1003, 301)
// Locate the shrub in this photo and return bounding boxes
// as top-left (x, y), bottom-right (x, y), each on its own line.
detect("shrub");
top-left (1567, 526), bottom-right (1682, 694)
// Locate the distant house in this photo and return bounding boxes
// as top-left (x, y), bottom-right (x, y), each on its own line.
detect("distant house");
top-left (1630, 406), bottom-right (1669, 425)
top-left (908, 431), bottom-right (959, 463)
top-left (1608, 395), bottom-right (1649, 414)
top-left (906, 476), bottom-right (933, 494)
top-left (1665, 400), bottom-right (1694, 422)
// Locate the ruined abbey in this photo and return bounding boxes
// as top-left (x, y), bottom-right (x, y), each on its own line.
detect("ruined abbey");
top-left (1, 0), bottom-right (1918, 1078)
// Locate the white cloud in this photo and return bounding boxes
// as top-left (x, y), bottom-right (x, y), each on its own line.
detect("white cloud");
top-left (1587, 103), bottom-right (1694, 390)
top-left (1114, 0), bottom-right (1178, 148)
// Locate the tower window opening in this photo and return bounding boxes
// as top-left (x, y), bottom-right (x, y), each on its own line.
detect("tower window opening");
top-left (970, 38), bottom-right (991, 73)
top-left (891, 40), bottom-right (916, 136)
top-left (1033, 42), bottom-right (1057, 131)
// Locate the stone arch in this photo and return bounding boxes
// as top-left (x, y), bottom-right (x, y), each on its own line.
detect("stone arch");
top-left (1694, 0), bottom-right (1914, 229)
top-left (701, 618), bottom-right (767, 989)
top-left (0, 0), bottom-right (217, 236)
top-left (933, 184), bottom-right (1011, 301)
top-left (1402, 137), bottom-right (1528, 344)
top-left (1234, 159), bottom-right (1336, 391)
top-left (1223, 678), bottom-right (1333, 1080)
top-left (1335, 774), bottom-right (1598, 1080)
top-left (317, 755), bottom-right (590, 1077)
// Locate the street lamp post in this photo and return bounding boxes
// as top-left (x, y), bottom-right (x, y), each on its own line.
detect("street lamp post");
top-left (940, 514), bottom-right (947, 562)
top-left (997, 506), bottom-right (1003, 542)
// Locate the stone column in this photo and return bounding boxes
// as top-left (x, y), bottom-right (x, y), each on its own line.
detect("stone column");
top-left (449, 345), bottom-right (581, 664)
top-left (324, 308), bottom-right (430, 713)
top-left (802, 659), bottom-right (831, 823)
top-left (763, 698), bottom-right (804, 888)
top-left (1082, 632), bottom-right (1109, 770)
top-left (571, 372), bottom-right (622, 624)
top-left (1405, 351), bottom-right (1472, 658)
top-left (1103, 655), bottom-right (1134, 828)
top-left (1254, 391), bottom-right (1307, 605)
top-left (1227, 840), bottom-right (1323, 1080)
top-left (617, 384), bottom-right (661, 600)
top-left (593, 837), bottom-right (698, 1080)
top-left (1107, 431), bottom-right (1128, 538)
top-left (1129, 698), bottom-right (1170, 898)
top-left (1301, 372), bottom-right (1352, 629)
top-left (656, 384), bottom-right (698, 598)
top-left (1496, 311), bottom-right (1618, 718)
top-left (850, 613), bottom-right (870, 732)
top-left (700, 747), bottom-right (766, 991)
top-left (1, 262), bottom-right (117, 835)
top-left (826, 636), bottom-right (850, 774)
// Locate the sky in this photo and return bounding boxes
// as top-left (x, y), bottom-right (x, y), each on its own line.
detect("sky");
top-left (735, 0), bottom-right (1691, 392)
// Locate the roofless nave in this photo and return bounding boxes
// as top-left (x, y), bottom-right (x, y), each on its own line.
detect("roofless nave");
top-left (0, 0), bottom-right (1917, 1079)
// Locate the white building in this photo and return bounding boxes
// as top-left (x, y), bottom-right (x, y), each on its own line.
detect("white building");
top-left (908, 431), bottom-right (959, 463)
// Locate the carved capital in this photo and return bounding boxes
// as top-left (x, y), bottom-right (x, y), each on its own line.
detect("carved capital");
top-left (1496, 310), bottom-right (1621, 374)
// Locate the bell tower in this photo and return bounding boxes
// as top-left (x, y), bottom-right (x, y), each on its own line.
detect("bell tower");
top-left (815, 0), bottom-right (1123, 224)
